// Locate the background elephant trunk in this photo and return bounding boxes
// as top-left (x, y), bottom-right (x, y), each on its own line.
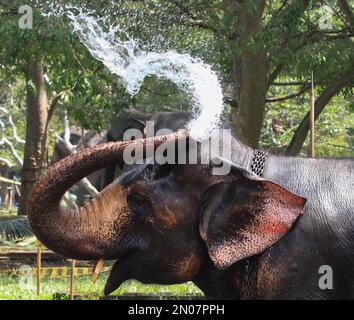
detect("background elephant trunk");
top-left (28, 130), bottom-right (185, 260)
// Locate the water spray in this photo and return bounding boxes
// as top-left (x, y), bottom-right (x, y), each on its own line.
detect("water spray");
top-left (42, 5), bottom-right (225, 141)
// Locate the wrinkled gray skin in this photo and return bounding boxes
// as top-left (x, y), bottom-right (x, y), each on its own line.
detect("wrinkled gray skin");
top-left (46, 124), bottom-right (354, 299)
top-left (192, 136), bottom-right (354, 299)
top-left (258, 156), bottom-right (354, 299)
top-left (108, 130), bottom-right (353, 299)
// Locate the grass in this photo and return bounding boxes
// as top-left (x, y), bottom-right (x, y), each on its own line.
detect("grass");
top-left (0, 210), bottom-right (203, 300)
top-left (0, 274), bottom-right (203, 300)
top-left (0, 208), bottom-right (18, 216)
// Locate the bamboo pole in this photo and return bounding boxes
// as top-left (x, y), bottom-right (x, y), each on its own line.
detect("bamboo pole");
top-left (0, 176), bottom-right (21, 185)
top-left (36, 241), bottom-right (42, 297)
top-left (70, 259), bottom-right (76, 300)
top-left (310, 71), bottom-right (315, 158)
top-left (9, 185), bottom-right (14, 207)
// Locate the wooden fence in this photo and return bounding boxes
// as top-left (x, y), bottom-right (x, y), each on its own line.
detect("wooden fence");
top-left (0, 176), bottom-right (21, 209)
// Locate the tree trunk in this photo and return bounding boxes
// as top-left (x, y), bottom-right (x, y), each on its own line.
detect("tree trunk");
top-left (0, 165), bottom-right (9, 208)
top-left (286, 64), bottom-right (354, 156)
top-left (229, 1), bottom-right (268, 148)
top-left (233, 47), bottom-right (268, 148)
top-left (18, 61), bottom-right (49, 215)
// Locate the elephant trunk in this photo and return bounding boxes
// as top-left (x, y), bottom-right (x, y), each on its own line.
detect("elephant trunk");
top-left (28, 130), bottom-right (186, 260)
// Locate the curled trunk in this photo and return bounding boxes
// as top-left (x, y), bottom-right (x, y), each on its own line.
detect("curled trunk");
top-left (28, 131), bottom-right (185, 259)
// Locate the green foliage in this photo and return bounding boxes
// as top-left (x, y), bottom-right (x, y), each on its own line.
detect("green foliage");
top-left (0, 274), bottom-right (202, 300)
top-left (0, 0), bottom-right (353, 156)
top-left (0, 0), bottom-right (352, 301)
top-left (261, 93), bottom-right (354, 157)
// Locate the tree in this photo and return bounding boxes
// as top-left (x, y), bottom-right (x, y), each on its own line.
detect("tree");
top-left (286, 63), bottom-right (354, 155)
top-left (0, 82), bottom-right (24, 168)
top-left (0, 1), bottom-right (114, 214)
top-left (17, 61), bottom-right (48, 215)
top-left (115, 0), bottom-right (353, 150)
top-left (0, 0), bottom-right (353, 216)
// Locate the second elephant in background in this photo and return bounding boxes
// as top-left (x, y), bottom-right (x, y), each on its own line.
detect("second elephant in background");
top-left (52, 108), bottom-right (193, 204)
top-left (102, 108), bottom-right (193, 188)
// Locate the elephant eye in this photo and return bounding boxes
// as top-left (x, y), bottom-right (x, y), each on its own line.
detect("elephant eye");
top-left (143, 163), bottom-right (174, 180)
top-left (127, 193), bottom-right (153, 217)
top-left (143, 164), bottom-right (154, 180)
top-left (154, 164), bottom-right (174, 179)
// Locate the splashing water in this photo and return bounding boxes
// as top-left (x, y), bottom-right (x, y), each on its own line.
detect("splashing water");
top-left (45, 6), bottom-right (225, 141)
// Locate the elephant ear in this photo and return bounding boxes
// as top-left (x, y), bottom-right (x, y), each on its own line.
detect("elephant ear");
top-left (199, 164), bottom-right (306, 270)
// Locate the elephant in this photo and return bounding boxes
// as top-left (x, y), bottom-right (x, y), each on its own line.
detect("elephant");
top-left (51, 109), bottom-right (193, 204)
top-left (102, 108), bottom-right (193, 188)
top-left (28, 129), bottom-right (354, 299)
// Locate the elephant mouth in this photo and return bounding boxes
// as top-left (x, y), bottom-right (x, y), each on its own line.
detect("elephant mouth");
top-left (27, 129), bottom-right (188, 294)
top-left (95, 234), bottom-right (146, 294)
top-left (103, 253), bottom-right (135, 295)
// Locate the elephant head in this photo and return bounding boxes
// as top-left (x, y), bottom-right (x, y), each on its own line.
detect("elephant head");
top-left (28, 130), bottom-right (306, 295)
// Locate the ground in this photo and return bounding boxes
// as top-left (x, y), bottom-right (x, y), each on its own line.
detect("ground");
top-left (0, 274), bottom-right (202, 300)
top-left (0, 209), bottom-right (203, 300)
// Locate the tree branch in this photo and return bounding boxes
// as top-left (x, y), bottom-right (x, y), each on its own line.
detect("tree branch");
top-left (268, 61), bottom-right (286, 86)
top-left (272, 81), bottom-right (308, 86)
top-left (267, 0), bottom-right (351, 85)
top-left (0, 157), bottom-right (14, 168)
top-left (302, 28), bottom-right (354, 43)
top-left (142, 86), bottom-right (173, 97)
top-left (8, 113), bottom-right (25, 144)
top-left (0, 104), bottom-right (24, 166)
top-left (268, 26), bottom-right (352, 85)
top-left (266, 85), bottom-right (310, 103)
top-left (337, 0), bottom-right (354, 24)
top-left (46, 64), bottom-right (103, 124)
top-left (169, 0), bottom-right (216, 31)
top-left (62, 192), bottom-right (79, 210)
top-left (0, 137), bottom-right (23, 165)
top-left (285, 64), bottom-right (354, 156)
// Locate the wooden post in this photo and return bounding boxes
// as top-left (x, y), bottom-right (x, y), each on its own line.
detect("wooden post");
top-left (9, 185), bottom-right (14, 207)
top-left (309, 71), bottom-right (315, 158)
top-left (15, 185), bottom-right (21, 197)
top-left (4, 187), bottom-right (11, 208)
top-left (36, 241), bottom-right (42, 297)
top-left (0, 166), bottom-right (9, 208)
top-left (70, 259), bottom-right (76, 300)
